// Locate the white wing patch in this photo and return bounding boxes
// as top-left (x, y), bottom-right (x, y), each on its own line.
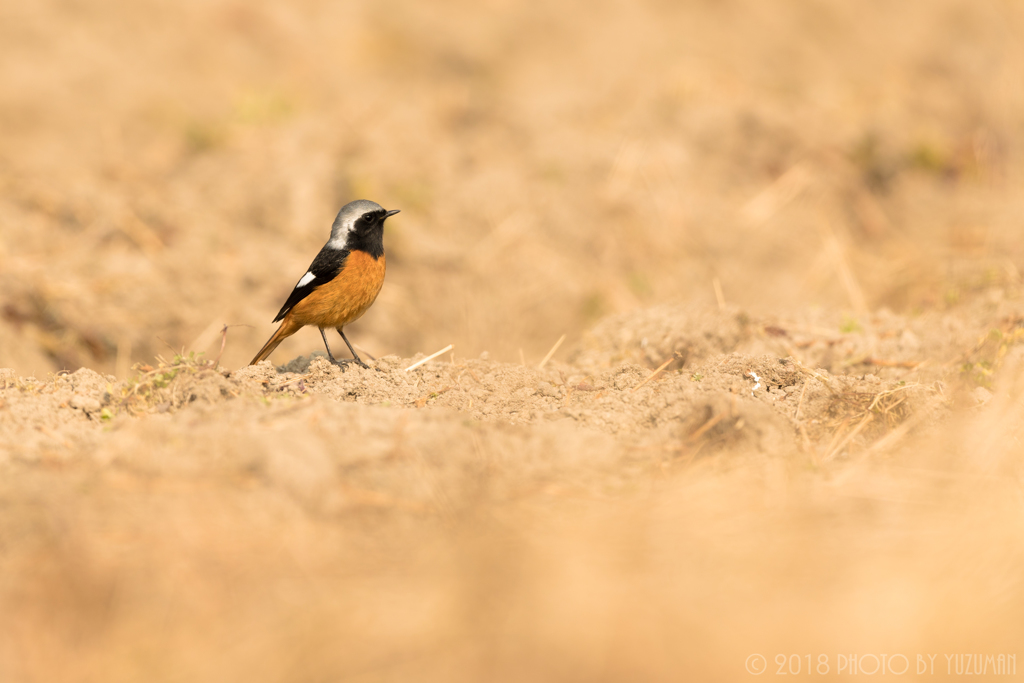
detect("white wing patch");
top-left (296, 271), bottom-right (316, 288)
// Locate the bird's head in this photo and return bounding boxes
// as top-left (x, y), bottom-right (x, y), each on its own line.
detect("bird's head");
top-left (328, 199), bottom-right (400, 250)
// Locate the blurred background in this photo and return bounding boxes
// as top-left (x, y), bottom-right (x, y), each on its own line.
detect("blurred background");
top-left (2, 0), bottom-right (1022, 375)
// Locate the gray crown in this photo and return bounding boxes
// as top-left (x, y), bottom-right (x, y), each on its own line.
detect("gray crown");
top-left (328, 199), bottom-right (385, 247)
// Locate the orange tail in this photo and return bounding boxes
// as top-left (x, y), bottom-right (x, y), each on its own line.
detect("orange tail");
top-left (249, 317), bottom-right (303, 365)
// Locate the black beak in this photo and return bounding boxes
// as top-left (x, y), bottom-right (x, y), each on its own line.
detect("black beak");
top-left (384, 209), bottom-right (400, 218)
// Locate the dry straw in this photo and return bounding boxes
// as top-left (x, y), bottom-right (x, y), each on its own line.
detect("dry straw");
top-left (712, 277), bottom-right (726, 311)
top-left (632, 357), bottom-right (675, 393)
top-left (405, 344), bottom-right (454, 372)
top-left (538, 334), bottom-right (566, 369)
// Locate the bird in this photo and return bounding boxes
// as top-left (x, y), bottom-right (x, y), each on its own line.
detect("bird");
top-left (249, 199), bottom-right (399, 368)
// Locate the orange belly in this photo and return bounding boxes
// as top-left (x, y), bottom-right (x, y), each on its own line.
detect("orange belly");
top-left (287, 251), bottom-right (386, 328)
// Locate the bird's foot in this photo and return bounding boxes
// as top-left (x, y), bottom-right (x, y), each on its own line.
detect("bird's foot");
top-left (330, 358), bottom-right (370, 371)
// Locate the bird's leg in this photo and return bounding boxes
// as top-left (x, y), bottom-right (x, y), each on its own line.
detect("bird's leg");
top-left (337, 328), bottom-right (370, 369)
top-left (319, 328), bottom-right (342, 365)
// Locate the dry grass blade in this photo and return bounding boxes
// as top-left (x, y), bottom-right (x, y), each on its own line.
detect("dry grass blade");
top-left (862, 357), bottom-right (923, 369)
top-left (412, 386), bottom-right (452, 408)
top-left (405, 344), bottom-right (454, 372)
top-left (793, 359), bottom-right (838, 393)
top-left (214, 325), bottom-right (229, 366)
top-left (538, 334), bottom-right (566, 369)
top-left (632, 357), bottom-right (675, 393)
top-left (856, 395), bottom-right (945, 463)
top-left (823, 413), bottom-right (873, 461)
top-left (741, 162), bottom-right (811, 225)
top-left (687, 412), bottom-right (726, 442)
top-left (352, 343), bottom-right (378, 361)
top-left (794, 380), bottom-right (809, 419)
top-left (865, 383), bottom-right (918, 412)
top-left (120, 208), bottom-right (165, 255)
top-left (713, 277), bottom-right (726, 310)
top-left (111, 351), bottom-right (220, 414)
top-left (271, 374), bottom-right (311, 389)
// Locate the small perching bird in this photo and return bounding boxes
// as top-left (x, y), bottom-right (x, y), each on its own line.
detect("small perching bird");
top-left (249, 199), bottom-right (399, 368)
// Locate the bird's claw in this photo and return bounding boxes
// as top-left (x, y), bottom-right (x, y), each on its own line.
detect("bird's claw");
top-left (330, 358), bottom-right (370, 371)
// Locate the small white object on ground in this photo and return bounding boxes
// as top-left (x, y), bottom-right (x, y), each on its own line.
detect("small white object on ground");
top-left (405, 344), bottom-right (454, 372)
top-left (748, 371), bottom-right (761, 397)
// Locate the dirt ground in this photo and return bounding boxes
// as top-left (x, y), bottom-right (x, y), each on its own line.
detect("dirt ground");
top-left (3, 0), bottom-right (1024, 681)
top-left (4, 300), bottom-right (1024, 681)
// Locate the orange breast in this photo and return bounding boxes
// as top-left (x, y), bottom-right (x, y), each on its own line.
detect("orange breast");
top-left (287, 251), bottom-right (386, 328)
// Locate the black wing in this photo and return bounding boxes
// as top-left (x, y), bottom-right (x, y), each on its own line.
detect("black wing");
top-left (272, 247), bottom-right (350, 322)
